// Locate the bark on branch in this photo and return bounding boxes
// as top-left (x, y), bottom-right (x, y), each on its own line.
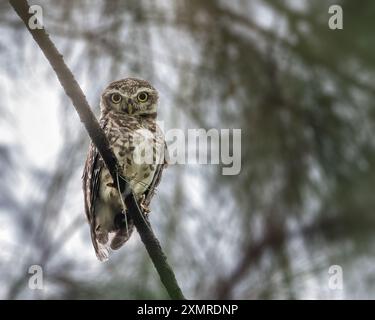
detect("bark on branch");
top-left (9, 0), bottom-right (185, 300)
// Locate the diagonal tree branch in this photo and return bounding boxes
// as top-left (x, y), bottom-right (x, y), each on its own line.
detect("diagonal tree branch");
top-left (9, 0), bottom-right (185, 300)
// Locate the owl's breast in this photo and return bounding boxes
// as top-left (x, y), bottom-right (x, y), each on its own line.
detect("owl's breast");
top-left (103, 118), bottom-right (164, 199)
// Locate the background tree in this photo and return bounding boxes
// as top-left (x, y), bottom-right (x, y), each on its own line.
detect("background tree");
top-left (0, 0), bottom-right (374, 299)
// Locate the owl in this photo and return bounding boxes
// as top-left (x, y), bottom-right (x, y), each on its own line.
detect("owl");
top-left (82, 78), bottom-right (167, 261)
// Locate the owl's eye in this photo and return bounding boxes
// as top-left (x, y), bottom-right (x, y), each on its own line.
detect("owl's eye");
top-left (137, 92), bottom-right (148, 102)
top-left (111, 93), bottom-right (122, 104)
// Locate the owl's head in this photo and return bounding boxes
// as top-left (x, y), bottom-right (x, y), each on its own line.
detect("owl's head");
top-left (100, 78), bottom-right (158, 116)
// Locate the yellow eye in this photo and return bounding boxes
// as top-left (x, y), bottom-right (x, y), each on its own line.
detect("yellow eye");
top-left (111, 93), bottom-right (122, 104)
top-left (137, 92), bottom-right (148, 102)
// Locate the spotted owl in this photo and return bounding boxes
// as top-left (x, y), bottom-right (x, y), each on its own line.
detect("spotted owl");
top-left (82, 78), bottom-right (167, 261)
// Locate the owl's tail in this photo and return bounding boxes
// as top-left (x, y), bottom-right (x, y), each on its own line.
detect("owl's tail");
top-left (92, 212), bottom-right (134, 261)
top-left (110, 218), bottom-right (134, 250)
top-left (110, 220), bottom-right (134, 250)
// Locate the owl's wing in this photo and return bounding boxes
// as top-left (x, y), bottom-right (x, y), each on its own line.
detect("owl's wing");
top-left (82, 142), bottom-right (102, 223)
top-left (82, 116), bottom-right (111, 261)
top-left (82, 142), bottom-right (109, 261)
top-left (143, 142), bottom-right (169, 208)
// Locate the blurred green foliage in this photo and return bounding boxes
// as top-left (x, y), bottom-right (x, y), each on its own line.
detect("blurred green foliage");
top-left (1, 0), bottom-right (375, 299)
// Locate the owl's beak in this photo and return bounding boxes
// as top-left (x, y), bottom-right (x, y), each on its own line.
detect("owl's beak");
top-left (126, 98), bottom-right (135, 114)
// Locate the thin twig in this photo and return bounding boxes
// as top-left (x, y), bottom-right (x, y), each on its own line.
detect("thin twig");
top-left (9, 0), bottom-right (185, 300)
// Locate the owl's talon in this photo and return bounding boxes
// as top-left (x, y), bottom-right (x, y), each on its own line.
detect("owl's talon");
top-left (141, 203), bottom-right (151, 214)
top-left (140, 195), bottom-right (151, 214)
